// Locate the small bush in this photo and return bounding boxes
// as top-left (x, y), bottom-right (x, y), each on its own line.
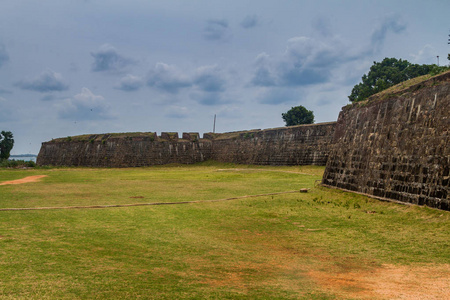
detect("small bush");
top-left (0, 159), bottom-right (36, 168)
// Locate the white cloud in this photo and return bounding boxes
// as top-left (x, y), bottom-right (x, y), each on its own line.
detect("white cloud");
top-left (57, 88), bottom-right (114, 120)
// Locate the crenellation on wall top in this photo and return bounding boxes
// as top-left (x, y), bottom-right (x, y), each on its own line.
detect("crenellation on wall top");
top-left (160, 132), bottom-right (179, 140)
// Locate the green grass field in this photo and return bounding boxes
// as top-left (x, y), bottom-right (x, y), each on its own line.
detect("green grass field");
top-left (0, 163), bottom-right (448, 299)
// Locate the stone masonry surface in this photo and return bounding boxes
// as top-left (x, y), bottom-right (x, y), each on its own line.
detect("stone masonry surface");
top-left (37, 122), bottom-right (336, 167)
top-left (323, 71), bottom-right (450, 210)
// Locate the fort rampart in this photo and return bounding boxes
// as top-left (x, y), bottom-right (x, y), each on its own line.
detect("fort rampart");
top-left (322, 71), bottom-right (450, 210)
top-left (37, 122), bottom-right (336, 167)
top-left (209, 122), bottom-right (335, 165)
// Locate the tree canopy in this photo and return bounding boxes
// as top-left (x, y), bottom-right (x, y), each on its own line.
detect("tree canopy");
top-left (348, 57), bottom-right (449, 103)
top-left (282, 106), bottom-right (314, 126)
top-left (0, 131), bottom-right (14, 161)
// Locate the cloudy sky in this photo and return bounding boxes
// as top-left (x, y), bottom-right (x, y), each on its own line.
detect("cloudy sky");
top-left (0, 0), bottom-right (448, 155)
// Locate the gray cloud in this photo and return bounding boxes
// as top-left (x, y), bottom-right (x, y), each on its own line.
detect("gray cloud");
top-left (240, 15), bottom-right (259, 29)
top-left (203, 19), bottom-right (229, 40)
top-left (250, 15), bottom-right (406, 90)
top-left (189, 65), bottom-right (231, 105)
top-left (0, 87), bottom-right (12, 95)
top-left (164, 105), bottom-right (189, 119)
top-left (279, 36), bottom-right (339, 85)
top-left (0, 96), bottom-right (14, 121)
top-left (0, 43), bottom-right (9, 68)
top-left (312, 17), bottom-right (333, 37)
top-left (193, 65), bottom-right (226, 92)
top-left (190, 91), bottom-right (230, 106)
top-left (147, 63), bottom-right (191, 94)
top-left (57, 88), bottom-right (114, 120)
top-left (251, 53), bottom-right (277, 86)
top-left (252, 36), bottom-right (340, 87)
top-left (40, 95), bottom-right (56, 101)
top-left (91, 44), bottom-right (134, 73)
top-left (115, 74), bottom-right (144, 91)
top-left (370, 16), bottom-right (406, 54)
top-left (15, 69), bottom-right (69, 93)
top-left (257, 88), bottom-right (300, 105)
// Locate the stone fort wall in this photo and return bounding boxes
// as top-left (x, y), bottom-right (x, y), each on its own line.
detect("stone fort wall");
top-left (322, 71), bottom-right (450, 210)
top-left (37, 122), bottom-right (336, 167)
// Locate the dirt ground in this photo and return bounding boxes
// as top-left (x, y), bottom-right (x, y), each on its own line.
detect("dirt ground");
top-left (308, 263), bottom-right (450, 299)
top-left (0, 175), bottom-right (48, 186)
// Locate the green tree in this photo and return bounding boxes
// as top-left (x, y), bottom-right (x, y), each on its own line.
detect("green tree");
top-left (0, 131), bottom-right (14, 161)
top-left (348, 57), bottom-right (448, 102)
top-left (282, 106), bottom-right (314, 126)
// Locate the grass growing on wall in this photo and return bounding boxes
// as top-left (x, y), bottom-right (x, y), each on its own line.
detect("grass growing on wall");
top-left (0, 163), bottom-right (448, 299)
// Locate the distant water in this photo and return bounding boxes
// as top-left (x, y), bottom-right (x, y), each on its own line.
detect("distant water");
top-left (9, 156), bottom-right (37, 162)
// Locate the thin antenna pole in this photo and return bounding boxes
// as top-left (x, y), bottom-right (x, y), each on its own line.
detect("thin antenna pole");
top-left (213, 114), bottom-right (216, 133)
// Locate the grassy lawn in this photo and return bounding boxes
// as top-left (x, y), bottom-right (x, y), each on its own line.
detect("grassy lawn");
top-left (0, 162), bottom-right (448, 299)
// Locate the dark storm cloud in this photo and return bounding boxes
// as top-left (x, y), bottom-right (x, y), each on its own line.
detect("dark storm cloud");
top-left (91, 44), bottom-right (134, 73)
top-left (15, 69), bottom-right (69, 93)
top-left (57, 88), bottom-right (114, 120)
top-left (0, 43), bottom-right (9, 68)
top-left (203, 19), bottom-right (229, 40)
top-left (115, 74), bottom-right (144, 91)
top-left (147, 63), bottom-right (192, 94)
top-left (240, 15), bottom-right (259, 29)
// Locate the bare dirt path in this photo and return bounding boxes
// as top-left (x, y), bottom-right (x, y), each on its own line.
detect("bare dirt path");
top-left (0, 175), bottom-right (48, 186)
